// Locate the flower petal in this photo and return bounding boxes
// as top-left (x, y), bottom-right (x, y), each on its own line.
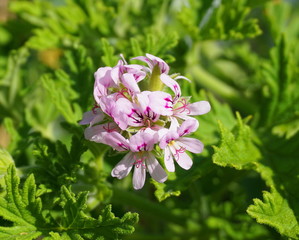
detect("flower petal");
top-left (102, 131), bottom-right (130, 151)
top-left (146, 53), bottom-right (169, 74)
top-left (148, 91), bottom-right (173, 116)
top-left (93, 67), bottom-right (113, 102)
top-left (178, 118), bottom-right (199, 137)
top-left (174, 75), bottom-right (191, 82)
top-left (160, 73), bottom-right (181, 102)
top-left (125, 64), bottom-right (146, 82)
top-left (178, 137), bottom-right (204, 154)
top-left (84, 125), bottom-right (105, 143)
top-left (137, 92), bottom-right (159, 121)
top-left (169, 116), bottom-right (180, 131)
top-left (130, 131), bottom-right (157, 152)
top-left (146, 153), bottom-right (168, 182)
top-left (111, 152), bottom-right (135, 179)
top-left (131, 56), bottom-right (154, 69)
top-left (133, 163), bottom-right (146, 190)
top-left (115, 98), bottom-right (143, 128)
top-left (189, 101), bottom-right (211, 115)
top-left (175, 151), bottom-right (193, 170)
top-left (98, 94), bottom-right (116, 117)
top-left (79, 110), bottom-right (104, 126)
top-left (122, 73), bottom-right (140, 94)
top-left (164, 147), bottom-right (175, 172)
top-left (159, 130), bottom-right (179, 149)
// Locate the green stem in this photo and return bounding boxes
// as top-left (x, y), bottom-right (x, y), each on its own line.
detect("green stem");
top-left (111, 187), bottom-right (186, 225)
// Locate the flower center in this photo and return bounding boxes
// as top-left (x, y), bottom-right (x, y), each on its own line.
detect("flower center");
top-left (173, 98), bottom-right (190, 114)
top-left (169, 141), bottom-right (186, 160)
top-left (133, 153), bottom-right (146, 168)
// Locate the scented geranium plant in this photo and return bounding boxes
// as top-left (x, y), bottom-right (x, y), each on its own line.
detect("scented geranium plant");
top-left (1, 0), bottom-right (299, 239)
top-left (80, 54), bottom-right (211, 189)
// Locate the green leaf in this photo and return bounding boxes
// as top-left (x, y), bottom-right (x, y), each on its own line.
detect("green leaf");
top-left (212, 113), bottom-right (261, 170)
top-left (212, 112), bottom-right (299, 238)
top-left (63, 45), bottom-right (95, 110)
top-left (32, 134), bottom-right (87, 189)
top-left (58, 186), bottom-right (138, 239)
top-left (0, 148), bottom-right (14, 177)
top-left (177, 0), bottom-right (262, 40)
top-left (152, 173), bottom-right (181, 202)
top-left (100, 38), bottom-right (119, 67)
top-left (247, 190), bottom-right (299, 239)
top-left (0, 165), bottom-right (43, 240)
top-left (0, 48), bottom-right (29, 120)
top-left (0, 165), bottom-right (138, 239)
top-left (130, 32), bottom-right (179, 63)
top-left (0, 148), bottom-right (14, 196)
top-left (250, 131), bottom-right (299, 238)
top-left (41, 70), bottom-right (82, 124)
top-left (259, 35), bottom-right (299, 130)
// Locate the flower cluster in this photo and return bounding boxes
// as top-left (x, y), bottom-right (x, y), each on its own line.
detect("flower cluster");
top-left (80, 54), bottom-right (211, 190)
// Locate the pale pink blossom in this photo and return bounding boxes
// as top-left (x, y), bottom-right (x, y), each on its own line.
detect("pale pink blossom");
top-left (93, 67), bottom-right (115, 102)
top-left (94, 58), bottom-right (145, 104)
top-left (79, 108), bottom-right (104, 126)
top-left (132, 53), bottom-right (170, 74)
top-left (110, 131), bottom-right (167, 190)
top-left (81, 53), bottom-right (211, 189)
top-left (84, 122), bottom-right (121, 144)
top-left (114, 91), bottom-right (160, 130)
top-left (159, 118), bottom-right (204, 172)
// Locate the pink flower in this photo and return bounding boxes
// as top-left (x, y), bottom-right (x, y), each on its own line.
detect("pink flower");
top-left (81, 53), bottom-right (211, 190)
top-left (159, 119), bottom-right (204, 172)
top-left (94, 58), bottom-right (145, 104)
top-left (84, 122), bottom-right (121, 144)
top-left (109, 131), bottom-right (168, 190)
top-left (160, 74), bottom-right (211, 119)
top-left (114, 91), bottom-right (160, 130)
top-left (93, 67), bottom-right (115, 102)
top-left (79, 108), bottom-right (104, 126)
top-left (132, 53), bottom-right (170, 74)
top-left (173, 98), bottom-right (211, 120)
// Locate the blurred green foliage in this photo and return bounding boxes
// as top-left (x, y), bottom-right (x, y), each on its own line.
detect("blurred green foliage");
top-left (1, 0), bottom-right (299, 239)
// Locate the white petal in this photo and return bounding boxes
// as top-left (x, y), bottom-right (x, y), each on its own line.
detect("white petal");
top-left (84, 126), bottom-right (105, 143)
top-left (178, 137), bottom-right (204, 154)
top-left (169, 117), bottom-right (180, 131)
top-left (178, 118), bottom-right (199, 136)
top-left (160, 74), bottom-right (181, 101)
top-left (146, 153), bottom-right (168, 182)
top-left (79, 111), bottom-right (95, 125)
top-left (122, 73), bottom-right (140, 94)
top-left (129, 131), bottom-right (157, 152)
top-left (90, 113), bottom-right (104, 126)
top-left (174, 75), bottom-right (191, 82)
top-left (189, 101), bottom-right (211, 115)
top-left (176, 151), bottom-right (193, 170)
top-left (102, 131), bottom-right (130, 151)
top-left (111, 152), bottom-right (135, 179)
top-left (133, 164), bottom-right (146, 190)
top-left (164, 147), bottom-right (175, 172)
top-left (148, 91), bottom-right (173, 116)
top-left (159, 130), bottom-right (179, 149)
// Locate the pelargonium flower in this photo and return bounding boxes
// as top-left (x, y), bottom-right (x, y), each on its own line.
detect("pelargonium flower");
top-left (132, 53), bottom-right (170, 74)
top-left (159, 118), bottom-right (204, 172)
top-left (103, 131), bottom-right (167, 190)
top-left (80, 53), bottom-right (211, 190)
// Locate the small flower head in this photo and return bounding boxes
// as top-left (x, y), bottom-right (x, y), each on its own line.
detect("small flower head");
top-left (81, 54), bottom-right (210, 189)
